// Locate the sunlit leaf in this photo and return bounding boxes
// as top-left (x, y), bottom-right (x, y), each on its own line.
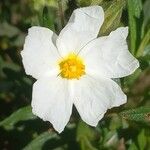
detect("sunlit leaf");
top-left (100, 0), bottom-right (126, 36)
top-left (0, 106), bottom-right (36, 130)
top-left (31, 0), bottom-right (58, 10)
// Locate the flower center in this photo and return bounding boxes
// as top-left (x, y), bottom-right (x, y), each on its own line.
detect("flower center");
top-left (59, 53), bottom-right (85, 79)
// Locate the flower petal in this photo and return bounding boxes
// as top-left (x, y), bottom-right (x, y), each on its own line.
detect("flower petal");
top-left (73, 75), bottom-right (126, 126)
top-left (32, 76), bottom-right (72, 133)
top-left (21, 26), bottom-right (60, 79)
top-left (80, 27), bottom-right (139, 78)
top-left (56, 6), bottom-right (104, 56)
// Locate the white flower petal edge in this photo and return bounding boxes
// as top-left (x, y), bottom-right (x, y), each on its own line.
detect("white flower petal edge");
top-left (56, 6), bottom-right (104, 56)
top-left (80, 27), bottom-right (139, 78)
top-left (21, 26), bottom-right (60, 79)
top-left (32, 76), bottom-right (73, 133)
top-left (21, 6), bottom-right (140, 133)
top-left (73, 75), bottom-right (126, 126)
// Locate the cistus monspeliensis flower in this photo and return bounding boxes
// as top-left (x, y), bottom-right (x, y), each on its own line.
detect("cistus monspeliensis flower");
top-left (21, 6), bottom-right (139, 133)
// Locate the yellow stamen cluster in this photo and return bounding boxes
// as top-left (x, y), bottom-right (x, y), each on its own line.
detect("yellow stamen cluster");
top-left (59, 53), bottom-right (85, 79)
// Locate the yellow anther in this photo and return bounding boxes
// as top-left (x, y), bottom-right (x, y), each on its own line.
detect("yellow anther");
top-left (59, 53), bottom-right (85, 79)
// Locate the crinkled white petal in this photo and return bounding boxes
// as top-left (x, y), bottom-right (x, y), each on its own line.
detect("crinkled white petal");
top-left (21, 26), bottom-right (60, 79)
top-left (32, 76), bottom-right (72, 133)
top-left (56, 6), bottom-right (104, 56)
top-left (80, 27), bottom-right (139, 78)
top-left (73, 75), bottom-right (126, 126)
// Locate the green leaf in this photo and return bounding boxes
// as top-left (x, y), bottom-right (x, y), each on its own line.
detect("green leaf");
top-left (99, 0), bottom-right (126, 36)
top-left (42, 6), bottom-right (55, 29)
top-left (138, 44), bottom-right (150, 70)
top-left (128, 142), bottom-right (138, 150)
top-left (77, 0), bottom-right (92, 6)
top-left (127, 0), bottom-right (143, 54)
top-left (104, 132), bottom-right (118, 148)
top-left (31, 0), bottom-right (58, 10)
top-left (77, 121), bottom-right (97, 150)
top-left (138, 56), bottom-right (150, 70)
top-left (143, 0), bottom-right (150, 27)
top-left (11, 33), bottom-right (26, 47)
top-left (23, 131), bottom-right (59, 150)
top-left (91, 0), bottom-right (104, 5)
top-left (109, 114), bottom-right (122, 130)
top-left (77, 0), bottom-right (103, 6)
top-left (0, 56), bottom-right (20, 78)
top-left (138, 129), bottom-right (146, 150)
top-left (31, 0), bottom-right (67, 30)
top-left (127, 0), bottom-right (137, 54)
top-left (136, 28), bottom-right (150, 57)
top-left (0, 106), bottom-right (36, 130)
top-left (0, 22), bottom-right (20, 38)
top-left (119, 107), bottom-right (150, 122)
top-left (124, 69), bottom-right (141, 88)
top-left (133, 0), bottom-right (142, 18)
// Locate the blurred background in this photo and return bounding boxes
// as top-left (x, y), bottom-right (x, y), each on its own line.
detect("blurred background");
top-left (0, 0), bottom-right (150, 150)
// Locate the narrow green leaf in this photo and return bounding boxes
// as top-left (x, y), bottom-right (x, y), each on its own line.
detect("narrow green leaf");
top-left (133, 0), bottom-right (142, 18)
top-left (119, 107), bottom-right (150, 122)
top-left (100, 0), bottom-right (126, 36)
top-left (127, 0), bottom-right (143, 54)
top-left (143, 0), bottom-right (150, 27)
top-left (23, 131), bottom-right (59, 150)
top-left (136, 28), bottom-right (150, 57)
top-left (128, 142), bottom-right (138, 150)
top-left (0, 106), bottom-right (36, 130)
top-left (77, 121), bottom-right (97, 150)
top-left (138, 44), bottom-right (150, 69)
top-left (127, 0), bottom-right (137, 54)
top-left (42, 6), bottom-right (55, 29)
top-left (138, 129), bottom-right (146, 150)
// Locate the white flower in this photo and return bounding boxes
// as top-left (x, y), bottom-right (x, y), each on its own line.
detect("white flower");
top-left (21, 6), bottom-right (139, 133)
